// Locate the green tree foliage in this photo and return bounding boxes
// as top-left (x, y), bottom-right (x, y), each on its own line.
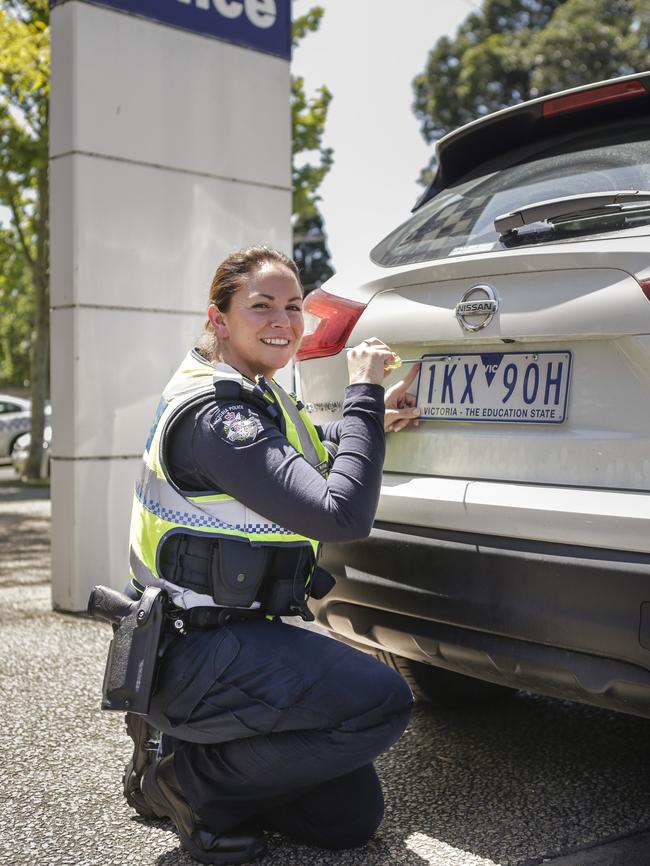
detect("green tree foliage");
top-left (413, 0), bottom-right (650, 184)
top-left (528, 0), bottom-right (650, 95)
top-left (0, 0), bottom-right (50, 477)
top-left (292, 5), bottom-right (334, 290)
top-left (292, 212), bottom-right (334, 291)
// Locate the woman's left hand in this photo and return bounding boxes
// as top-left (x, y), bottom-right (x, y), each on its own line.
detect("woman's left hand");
top-left (384, 363), bottom-right (421, 433)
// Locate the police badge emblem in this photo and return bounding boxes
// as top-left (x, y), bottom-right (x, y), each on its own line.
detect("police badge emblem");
top-left (222, 410), bottom-right (262, 444)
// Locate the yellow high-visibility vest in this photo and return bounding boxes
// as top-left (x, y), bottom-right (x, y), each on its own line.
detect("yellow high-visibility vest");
top-left (129, 349), bottom-right (329, 609)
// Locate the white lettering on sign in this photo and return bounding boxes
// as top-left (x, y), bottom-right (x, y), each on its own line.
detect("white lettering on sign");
top-left (176, 0), bottom-right (277, 29)
top-left (213, 0), bottom-right (243, 19)
top-left (245, 0), bottom-right (276, 28)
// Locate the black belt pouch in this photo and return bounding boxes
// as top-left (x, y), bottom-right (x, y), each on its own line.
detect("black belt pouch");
top-left (210, 542), bottom-right (267, 607)
top-left (101, 586), bottom-right (167, 714)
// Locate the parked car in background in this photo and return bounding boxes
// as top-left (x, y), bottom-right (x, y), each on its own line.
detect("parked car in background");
top-left (0, 395), bottom-right (31, 462)
top-left (296, 72), bottom-right (650, 717)
top-left (11, 425), bottom-right (51, 479)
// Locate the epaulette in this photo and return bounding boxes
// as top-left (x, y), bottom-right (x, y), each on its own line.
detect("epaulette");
top-left (213, 369), bottom-right (284, 432)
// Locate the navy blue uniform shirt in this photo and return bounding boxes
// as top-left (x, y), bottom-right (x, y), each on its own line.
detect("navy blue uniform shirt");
top-left (166, 383), bottom-right (386, 543)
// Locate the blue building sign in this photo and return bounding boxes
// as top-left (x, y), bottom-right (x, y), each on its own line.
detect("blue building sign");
top-left (51, 0), bottom-right (291, 59)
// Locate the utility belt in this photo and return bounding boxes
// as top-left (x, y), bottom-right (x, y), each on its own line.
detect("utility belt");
top-left (87, 552), bottom-right (335, 716)
top-left (87, 585), bottom-right (270, 716)
top-left (158, 534), bottom-right (335, 617)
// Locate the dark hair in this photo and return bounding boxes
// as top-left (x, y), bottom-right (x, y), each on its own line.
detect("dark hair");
top-left (199, 245), bottom-right (302, 360)
top-left (210, 245), bottom-right (301, 312)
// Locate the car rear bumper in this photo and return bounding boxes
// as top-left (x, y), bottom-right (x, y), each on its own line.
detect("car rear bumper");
top-left (375, 474), bottom-right (650, 555)
top-left (313, 521), bottom-right (650, 718)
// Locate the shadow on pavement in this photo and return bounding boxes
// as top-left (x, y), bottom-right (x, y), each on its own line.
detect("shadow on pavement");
top-left (0, 495), bottom-right (50, 587)
top-left (0, 479), bottom-right (50, 503)
top-left (379, 694), bottom-right (650, 866)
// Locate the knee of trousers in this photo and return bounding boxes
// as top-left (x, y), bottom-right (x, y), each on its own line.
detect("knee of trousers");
top-left (319, 805), bottom-right (385, 850)
top-left (348, 700), bottom-right (412, 762)
top-left (337, 664), bottom-right (414, 749)
top-left (308, 777), bottom-right (385, 850)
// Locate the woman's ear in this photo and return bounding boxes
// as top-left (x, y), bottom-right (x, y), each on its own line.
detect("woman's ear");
top-left (207, 304), bottom-right (229, 340)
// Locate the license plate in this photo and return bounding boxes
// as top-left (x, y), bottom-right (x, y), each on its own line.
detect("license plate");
top-left (416, 351), bottom-right (572, 423)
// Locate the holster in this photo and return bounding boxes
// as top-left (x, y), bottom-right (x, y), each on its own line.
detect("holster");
top-left (99, 586), bottom-right (168, 715)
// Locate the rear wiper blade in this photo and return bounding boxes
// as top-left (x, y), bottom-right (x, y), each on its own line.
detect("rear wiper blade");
top-left (494, 190), bottom-right (650, 236)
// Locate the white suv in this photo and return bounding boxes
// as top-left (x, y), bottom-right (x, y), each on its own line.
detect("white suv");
top-left (295, 72), bottom-right (650, 715)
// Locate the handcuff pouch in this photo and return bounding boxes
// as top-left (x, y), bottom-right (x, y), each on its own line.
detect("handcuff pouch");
top-left (210, 542), bottom-right (267, 608)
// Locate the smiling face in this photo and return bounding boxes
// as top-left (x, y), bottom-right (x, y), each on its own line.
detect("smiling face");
top-left (208, 262), bottom-right (304, 381)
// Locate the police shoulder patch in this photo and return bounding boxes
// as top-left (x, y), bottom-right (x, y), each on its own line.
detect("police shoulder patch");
top-left (216, 405), bottom-right (263, 445)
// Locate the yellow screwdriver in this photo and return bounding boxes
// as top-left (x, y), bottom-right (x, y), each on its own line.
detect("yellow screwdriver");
top-left (384, 356), bottom-right (422, 371)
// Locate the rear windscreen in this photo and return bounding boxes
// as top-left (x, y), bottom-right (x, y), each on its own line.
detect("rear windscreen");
top-left (371, 129), bottom-right (650, 267)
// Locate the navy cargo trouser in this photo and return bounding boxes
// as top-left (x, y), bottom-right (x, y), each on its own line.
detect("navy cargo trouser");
top-left (146, 620), bottom-right (413, 849)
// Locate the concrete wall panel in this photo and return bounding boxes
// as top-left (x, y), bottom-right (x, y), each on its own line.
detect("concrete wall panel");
top-left (50, 1), bottom-right (291, 189)
top-left (51, 306), bottom-right (201, 460)
top-left (51, 456), bottom-right (140, 610)
top-left (50, 153), bottom-right (291, 311)
top-left (49, 155), bottom-right (76, 309)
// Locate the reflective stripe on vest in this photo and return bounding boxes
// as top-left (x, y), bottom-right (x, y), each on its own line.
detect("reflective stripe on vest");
top-left (266, 380), bottom-right (329, 476)
top-left (128, 349), bottom-right (328, 608)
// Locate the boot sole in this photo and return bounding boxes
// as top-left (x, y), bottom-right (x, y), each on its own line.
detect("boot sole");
top-left (141, 767), bottom-right (267, 866)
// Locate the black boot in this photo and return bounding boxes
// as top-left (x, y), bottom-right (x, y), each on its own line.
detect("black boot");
top-left (141, 753), bottom-right (267, 865)
top-left (122, 713), bottom-right (160, 820)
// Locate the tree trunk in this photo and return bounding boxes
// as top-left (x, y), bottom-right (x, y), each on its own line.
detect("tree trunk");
top-left (24, 161), bottom-right (50, 481)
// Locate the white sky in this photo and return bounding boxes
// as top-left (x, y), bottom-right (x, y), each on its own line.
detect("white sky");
top-left (0, 3), bottom-right (477, 266)
top-left (291, 0), bottom-right (477, 275)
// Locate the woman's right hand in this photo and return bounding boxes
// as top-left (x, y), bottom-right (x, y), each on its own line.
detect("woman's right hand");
top-left (347, 338), bottom-right (397, 386)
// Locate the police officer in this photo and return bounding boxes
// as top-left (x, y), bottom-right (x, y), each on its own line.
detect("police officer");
top-left (125, 246), bottom-right (420, 865)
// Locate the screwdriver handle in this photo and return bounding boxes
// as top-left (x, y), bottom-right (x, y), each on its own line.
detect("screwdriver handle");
top-left (385, 357), bottom-right (422, 371)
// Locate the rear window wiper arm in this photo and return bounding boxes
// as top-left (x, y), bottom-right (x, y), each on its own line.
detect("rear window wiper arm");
top-left (495, 190), bottom-right (650, 236)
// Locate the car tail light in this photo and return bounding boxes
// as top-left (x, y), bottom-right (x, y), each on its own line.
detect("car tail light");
top-left (296, 288), bottom-right (367, 361)
top-left (639, 279), bottom-right (650, 302)
top-left (543, 79), bottom-right (647, 117)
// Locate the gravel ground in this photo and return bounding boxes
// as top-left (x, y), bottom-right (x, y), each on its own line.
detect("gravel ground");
top-left (2, 489), bottom-right (650, 866)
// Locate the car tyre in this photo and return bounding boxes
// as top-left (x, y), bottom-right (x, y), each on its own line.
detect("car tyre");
top-left (10, 433), bottom-right (29, 478)
top-left (373, 651), bottom-right (516, 707)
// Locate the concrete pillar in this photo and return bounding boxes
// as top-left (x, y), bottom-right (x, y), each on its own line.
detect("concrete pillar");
top-left (49, 0), bottom-right (291, 609)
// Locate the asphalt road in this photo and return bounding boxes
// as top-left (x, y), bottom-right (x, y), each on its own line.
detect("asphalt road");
top-left (1, 485), bottom-right (650, 866)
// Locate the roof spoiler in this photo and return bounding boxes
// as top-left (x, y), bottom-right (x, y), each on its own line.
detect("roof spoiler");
top-left (413, 72), bottom-right (650, 213)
